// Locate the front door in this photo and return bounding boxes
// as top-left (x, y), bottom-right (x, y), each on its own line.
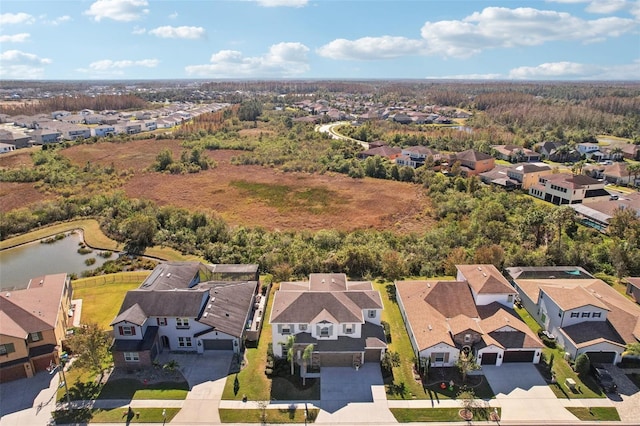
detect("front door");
top-left (161, 335), bottom-right (170, 349)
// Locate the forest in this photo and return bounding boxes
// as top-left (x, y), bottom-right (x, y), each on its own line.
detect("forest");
top-left (1, 80), bottom-right (639, 283)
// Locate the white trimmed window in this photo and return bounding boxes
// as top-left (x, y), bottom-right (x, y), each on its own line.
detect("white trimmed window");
top-left (581, 312), bottom-right (590, 318)
top-left (464, 334), bottom-right (471, 343)
top-left (119, 325), bottom-right (135, 336)
top-left (570, 312), bottom-right (579, 318)
top-left (592, 312), bottom-right (602, 318)
top-left (368, 310), bottom-right (376, 318)
top-left (157, 318), bottom-right (167, 326)
top-left (344, 324), bottom-right (354, 334)
top-left (176, 318), bottom-right (190, 329)
top-left (178, 337), bottom-right (192, 347)
top-left (30, 332), bottom-right (43, 342)
top-left (124, 352), bottom-right (139, 362)
top-left (299, 324), bottom-right (307, 331)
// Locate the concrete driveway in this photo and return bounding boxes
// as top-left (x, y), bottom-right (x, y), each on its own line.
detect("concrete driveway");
top-left (482, 364), bottom-right (578, 423)
top-left (315, 364), bottom-right (396, 424)
top-left (158, 351), bottom-right (233, 424)
top-left (0, 371), bottom-right (59, 426)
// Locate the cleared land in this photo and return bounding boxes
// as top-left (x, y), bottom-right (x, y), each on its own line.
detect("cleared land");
top-left (38, 138), bottom-right (433, 233)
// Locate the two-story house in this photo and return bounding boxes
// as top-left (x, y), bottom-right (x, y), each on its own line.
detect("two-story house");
top-left (506, 163), bottom-right (553, 190)
top-left (491, 145), bottom-right (541, 163)
top-left (624, 277), bottom-right (640, 304)
top-left (111, 262), bottom-right (259, 369)
top-left (507, 266), bottom-right (640, 364)
top-left (529, 173), bottom-right (611, 205)
top-left (0, 274), bottom-right (73, 383)
top-left (395, 146), bottom-right (441, 168)
top-left (269, 273), bottom-right (386, 372)
top-left (396, 264), bottom-right (543, 368)
top-left (451, 149), bottom-right (495, 177)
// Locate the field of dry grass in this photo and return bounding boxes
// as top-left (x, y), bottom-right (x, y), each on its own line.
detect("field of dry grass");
top-left (3, 138), bottom-right (435, 233)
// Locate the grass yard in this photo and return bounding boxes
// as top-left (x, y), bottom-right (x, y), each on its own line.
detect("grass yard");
top-left (52, 407), bottom-right (180, 424)
top-left (0, 219), bottom-right (120, 250)
top-left (390, 407), bottom-right (500, 423)
top-left (99, 379), bottom-right (188, 400)
top-left (72, 272), bottom-right (149, 329)
top-left (373, 280), bottom-right (429, 400)
top-left (566, 407), bottom-right (620, 421)
top-left (221, 285), bottom-right (276, 401)
top-left (219, 408), bottom-right (319, 423)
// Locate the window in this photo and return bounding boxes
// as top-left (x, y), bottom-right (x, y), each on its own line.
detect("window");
top-left (559, 309), bottom-right (563, 317)
top-left (344, 325), bottom-right (354, 334)
top-left (433, 353), bottom-right (445, 363)
top-left (320, 327), bottom-right (330, 337)
top-left (124, 352), bottom-right (139, 362)
top-left (592, 312), bottom-right (602, 318)
top-left (29, 332), bottom-right (43, 342)
top-left (280, 325), bottom-right (291, 335)
top-left (176, 318), bottom-right (190, 329)
top-left (178, 337), bottom-right (192, 347)
top-left (368, 310), bottom-right (376, 319)
top-left (119, 325), bottom-right (136, 336)
top-left (581, 312), bottom-right (590, 318)
top-left (0, 343), bottom-right (15, 355)
top-left (570, 312), bottom-right (579, 318)
top-left (507, 295), bottom-right (514, 303)
top-left (464, 334), bottom-right (471, 343)
top-left (157, 318), bottom-right (167, 326)
top-left (299, 324), bottom-right (307, 331)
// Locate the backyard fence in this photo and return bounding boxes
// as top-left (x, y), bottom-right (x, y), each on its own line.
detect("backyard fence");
top-left (72, 271), bottom-right (150, 288)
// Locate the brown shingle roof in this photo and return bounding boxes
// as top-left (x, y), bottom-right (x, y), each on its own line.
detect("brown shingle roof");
top-left (457, 264), bottom-right (516, 294)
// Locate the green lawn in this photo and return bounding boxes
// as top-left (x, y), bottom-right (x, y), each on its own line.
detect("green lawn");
top-left (219, 408), bottom-right (319, 423)
top-left (390, 407), bottom-right (500, 423)
top-left (52, 407), bottom-right (180, 424)
top-left (566, 407), bottom-right (620, 421)
top-left (72, 272), bottom-right (148, 329)
top-left (373, 280), bottom-right (429, 400)
top-left (98, 379), bottom-right (188, 400)
top-left (221, 285), bottom-right (275, 401)
top-left (514, 306), bottom-right (541, 333)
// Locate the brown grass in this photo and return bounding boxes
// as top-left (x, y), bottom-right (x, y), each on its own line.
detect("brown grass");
top-left (0, 182), bottom-right (55, 212)
top-left (60, 139), bottom-right (433, 233)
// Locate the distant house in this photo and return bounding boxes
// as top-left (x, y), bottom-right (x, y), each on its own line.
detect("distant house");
top-left (110, 262), bottom-right (260, 369)
top-left (83, 114), bottom-right (106, 125)
top-left (529, 173), bottom-right (610, 205)
top-left (0, 274), bottom-right (73, 383)
top-left (601, 163), bottom-right (633, 186)
top-left (31, 129), bottom-right (61, 145)
top-left (93, 125), bottom-right (116, 137)
top-left (395, 146), bottom-right (441, 168)
top-left (0, 130), bottom-right (31, 148)
top-left (507, 266), bottom-right (640, 364)
top-left (396, 264), bottom-right (542, 367)
top-left (535, 141), bottom-right (564, 159)
top-left (506, 163), bottom-right (553, 190)
top-left (357, 145), bottom-right (402, 161)
top-left (624, 277), bottom-right (640, 304)
top-left (451, 149), bottom-right (495, 176)
top-left (390, 113), bottom-right (413, 124)
top-left (576, 143), bottom-right (601, 158)
top-left (570, 191), bottom-right (640, 232)
top-left (492, 145), bottom-right (541, 163)
top-left (0, 142), bottom-right (16, 153)
top-left (270, 273), bottom-right (387, 372)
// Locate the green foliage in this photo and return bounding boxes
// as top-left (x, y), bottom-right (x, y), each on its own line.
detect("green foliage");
top-left (381, 351), bottom-right (401, 373)
top-left (238, 99), bottom-right (263, 122)
top-left (66, 323), bottom-right (111, 377)
top-left (574, 353), bottom-right (591, 376)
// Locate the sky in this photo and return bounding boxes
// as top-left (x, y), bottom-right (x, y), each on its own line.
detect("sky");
top-left (0, 0), bottom-right (639, 81)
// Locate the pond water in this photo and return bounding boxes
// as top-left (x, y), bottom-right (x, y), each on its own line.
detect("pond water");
top-left (0, 232), bottom-right (114, 290)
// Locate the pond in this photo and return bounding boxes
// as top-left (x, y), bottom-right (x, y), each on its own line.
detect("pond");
top-left (0, 232), bottom-right (115, 290)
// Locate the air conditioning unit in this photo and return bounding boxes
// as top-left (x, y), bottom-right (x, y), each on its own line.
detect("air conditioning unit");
top-left (564, 352), bottom-right (571, 361)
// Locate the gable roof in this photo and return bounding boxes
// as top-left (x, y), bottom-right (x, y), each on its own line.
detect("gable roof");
top-left (196, 280), bottom-right (258, 338)
top-left (457, 264), bottom-right (516, 295)
top-left (456, 149), bottom-right (493, 162)
top-left (113, 289), bottom-right (209, 320)
top-left (0, 274), bottom-right (69, 337)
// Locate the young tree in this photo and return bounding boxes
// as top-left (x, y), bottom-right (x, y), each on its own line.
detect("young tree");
top-left (455, 351), bottom-right (480, 383)
top-left (574, 353), bottom-right (591, 376)
top-left (120, 213), bottom-right (158, 254)
top-left (302, 344), bottom-right (314, 385)
top-left (285, 335), bottom-right (296, 376)
top-left (66, 323), bottom-right (111, 380)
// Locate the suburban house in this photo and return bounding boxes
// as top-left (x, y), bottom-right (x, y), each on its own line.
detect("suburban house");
top-left (599, 163), bottom-right (635, 186)
top-left (395, 146), bottom-right (441, 168)
top-left (357, 145), bottom-right (402, 161)
top-left (535, 141), bottom-right (564, 159)
top-left (576, 143), bottom-right (603, 160)
top-left (571, 192), bottom-right (640, 232)
top-left (396, 264), bottom-right (543, 368)
top-left (529, 173), bottom-right (611, 205)
top-left (0, 274), bottom-right (73, 383)
top-left (492, 145), bottom-right (541, 163)
top-left (507, 266), bottom-right (640, 364)
top-left (93, 125), bottom-right (116, 137)
top-left (0, 142), bottom-right (16, 153)
top-left (450, 149), bottom-right (495, 176)
top-left (31, 129), bottom-right (61, 145)
top-left (269, 273), bottom-right (387, 372)
top-left (624, 277), bottom-right (640, 303)
top-left (0, 130), bottom-right (31, 148)
top-left (506, 163), bottom-right (553, 190)
top-left (110, 262), bottom-right (260, 369)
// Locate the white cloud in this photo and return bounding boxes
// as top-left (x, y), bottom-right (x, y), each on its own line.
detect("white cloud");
top-left (585, 0), bottom-right (628, 13)
top-left (0, 12), bottom-right (35, 25)
top-left (0, 33), bottom-right (30, 43)
top-left (0, 50), bottom-right (51, 79)
top-left (84, 0), bottom-right (149, 22)
top-left (185, 42), bottom-right (310, 77)
top-left (255, 0), bottom-right (308, 7)
top-left (508, 60), bottom-right (640, 79)
top-left (317, 36), bottom-right (426, 60)
top-left (85, 59), bottom-right (160, 75)
top-left (169, 11), bottom-right (178, 19)
top-left (50, 15), bottom-right (72, 25)
top-left (420, 7), bottom-right (636, 58)
top-left (132, 26), bottom-right (146, 35)
top-left (148, 26), bottom-right (206, 39)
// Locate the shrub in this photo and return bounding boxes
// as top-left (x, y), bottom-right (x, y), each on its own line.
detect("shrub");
top-left (77, 247), bottom-right (93, 255)
top-left (84, 258), bottom-right (96, 266)
top-left (574, 353), bottom-right (591, 376)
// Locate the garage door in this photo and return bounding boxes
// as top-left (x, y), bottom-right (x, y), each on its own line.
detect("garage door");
top-left (503, 350), bottom-right (535, 363)
top-left (202, 339), bottom-right (233, 350)
top-left (364, 349), bottom-right (381, 363)
top-left (585, 351), bottom-right (616, 364)
top-left (320, 353), bottom-right (355, 367)
top-left (481, 352), bottom-right (498, 365)
top-left (0, 364), bottom-right (27, 383)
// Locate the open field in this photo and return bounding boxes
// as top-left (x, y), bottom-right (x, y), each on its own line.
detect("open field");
top-left (25, 138), bottom-right (434, 233)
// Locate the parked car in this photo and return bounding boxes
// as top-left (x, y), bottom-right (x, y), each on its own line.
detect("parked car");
top-left (591, 364), bottom-right (617, 393)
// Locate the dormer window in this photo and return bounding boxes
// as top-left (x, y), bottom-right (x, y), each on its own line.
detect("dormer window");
top-left (119, 325), bottom-right (136, 336)
top-left (464, 334), bottom-right (471, 343)
top-left (368, 310), bottom-right (376, 318)
top-left (320, 327), bottom-right (330, 337)
top-left (176, 318), bottom-right (190, 329)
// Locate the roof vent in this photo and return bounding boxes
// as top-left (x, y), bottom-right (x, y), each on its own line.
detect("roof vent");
top-left (427, 283), bottom-right (431, 288)
top-left (321, 279), bottom-right (325, 283)
top-left (331, 278), bottom-right (335, 283)
top-left (166, 273), bottom-right (171, 278)
top-left (482, 273), bottom-right (487, 277)
top-left (225, 313), bottom-right (230, 317)
top-left (203, 312), bottom-right (208, 318)
top-left (477, 267), bottom-right (482, 271)
top-left (5, 292), bottom-right (9, 297)
top-left (428, 324), bottom-right (433, 331)
top-left (207, 304), bottom-right (212, 310)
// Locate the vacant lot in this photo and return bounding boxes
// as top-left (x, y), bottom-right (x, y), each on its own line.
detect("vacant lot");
top-left (50, 139), bottom-right (433, 233)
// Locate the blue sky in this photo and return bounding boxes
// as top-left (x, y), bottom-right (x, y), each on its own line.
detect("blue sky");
top-left (0, 0), bottom-right (638, 80)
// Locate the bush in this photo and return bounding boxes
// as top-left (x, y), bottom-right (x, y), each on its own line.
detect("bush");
top-left (84, 258), bottom-right (96, 266)
top-left (574, 353), bottom-right (591, 376)
top-left (381, 320), bottom-right (392, 343)
top-left (77, 247), bottom-right (93, 255)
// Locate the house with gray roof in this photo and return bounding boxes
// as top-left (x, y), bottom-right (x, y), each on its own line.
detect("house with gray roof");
top-left (269, 273), bottom-right (386, 372)
top-left (110, 262), bottom-right (259, 369)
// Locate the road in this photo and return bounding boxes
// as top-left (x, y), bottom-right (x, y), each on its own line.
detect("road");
top-left (316, 121), bottom-right (369, 149)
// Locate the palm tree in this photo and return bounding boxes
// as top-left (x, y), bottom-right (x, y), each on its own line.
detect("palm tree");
top-left (610, 146), bottom-right (623, 162)
top-left (285, 335), bottom-right (296, 376)
top-left (622, 342), bottom-right (640, 357)
top-left (627, 163), bottom-right (640, 187)
top-left (301, 344), bottom-right (314, 385)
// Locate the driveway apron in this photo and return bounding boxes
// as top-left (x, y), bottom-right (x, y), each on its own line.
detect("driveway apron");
top-left (482, 364), bottom-right (578, 422)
